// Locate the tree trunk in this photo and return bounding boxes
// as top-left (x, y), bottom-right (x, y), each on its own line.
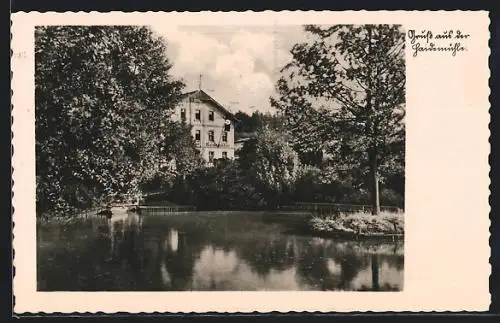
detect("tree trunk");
top-left (366, 26), bottom-right (380, 215)
top-left (370, 151), bottom-right (381, 215)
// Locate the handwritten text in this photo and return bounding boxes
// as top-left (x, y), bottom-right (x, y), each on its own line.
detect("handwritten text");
top-left (407, 29), bottom-right (469, 57)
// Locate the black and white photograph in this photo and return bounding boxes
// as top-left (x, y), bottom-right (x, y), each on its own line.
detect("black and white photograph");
top-left (12, 9), bottom-right (492, 313)
top-left (34, 23), bottom-right (406, 292)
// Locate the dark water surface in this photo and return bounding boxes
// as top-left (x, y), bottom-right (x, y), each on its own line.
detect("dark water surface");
top-left (37, 211), bottom-right (404, 291)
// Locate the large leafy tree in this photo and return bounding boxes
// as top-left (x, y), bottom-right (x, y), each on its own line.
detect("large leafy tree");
top-left (272, 24), bottom-right (405, 214)
top-left (35, 26), bottom-right (184, 215)
top-left (248, 126), bottom-right (301, 208)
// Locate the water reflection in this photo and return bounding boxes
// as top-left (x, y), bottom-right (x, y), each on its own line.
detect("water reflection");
top-left (37, 212), bottom-right (404, 291)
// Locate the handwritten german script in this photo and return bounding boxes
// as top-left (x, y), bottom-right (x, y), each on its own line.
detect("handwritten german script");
top-left (408, 29), bottom-right (470, 57)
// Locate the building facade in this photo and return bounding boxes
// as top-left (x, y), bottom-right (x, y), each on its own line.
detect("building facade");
top-left (171, 90), bottom-right (238, 164)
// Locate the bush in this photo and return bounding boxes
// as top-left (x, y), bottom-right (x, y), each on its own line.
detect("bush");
top-left (308, 211), bottom-right (404, 237)
top-left (168, 159), bottom-right (266, 210)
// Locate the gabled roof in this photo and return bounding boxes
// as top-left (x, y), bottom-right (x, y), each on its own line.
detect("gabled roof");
top-left (180, 89), bottom-right (240, 123)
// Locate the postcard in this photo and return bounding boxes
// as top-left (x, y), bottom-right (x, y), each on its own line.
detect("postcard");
top-left (11, 10), bottom-right (491, 313)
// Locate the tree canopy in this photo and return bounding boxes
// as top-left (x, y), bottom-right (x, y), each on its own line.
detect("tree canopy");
top-left (35, 26), bottom-right (185, 215)
top-left (271, 24), bottom-right (405, 214)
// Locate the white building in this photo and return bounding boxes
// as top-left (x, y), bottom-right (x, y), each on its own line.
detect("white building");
top-left (171, 90), bottom-right (238, 164)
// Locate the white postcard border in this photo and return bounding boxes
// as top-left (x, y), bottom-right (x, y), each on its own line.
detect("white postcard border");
top-left (11, 11), bottom-right (491, 313)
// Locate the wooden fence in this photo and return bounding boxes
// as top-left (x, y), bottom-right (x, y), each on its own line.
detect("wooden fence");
top-left (138, 205), bottom-right (196, 214)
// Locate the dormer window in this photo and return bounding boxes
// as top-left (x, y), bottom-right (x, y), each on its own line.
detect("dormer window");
top-left (208, 110), bottom-right (214, 121)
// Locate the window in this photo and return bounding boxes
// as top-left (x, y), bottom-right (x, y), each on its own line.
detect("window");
top-left (222, 151), bottom-right (228, 159)
top-left (222, 131), bottom-right (228, 142)
top-left (208, 151), bottom-right (214, 162)
top-left (208, 110), bottom-right (214, 121)
top-left (208, 130), bottom-right (214, 142)
top-left (180, 108), bottom-right (186, 121)
top-left (195, 130), bottom-right (201, 141)
top-left (195, 109), bottom-right (201, 121)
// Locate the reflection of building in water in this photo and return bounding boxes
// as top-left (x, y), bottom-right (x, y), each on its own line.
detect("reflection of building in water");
top-left (168, 228), bottom-right (179, 253)
top-left (160, 228), bottom-right (200, 290)
top-left (326, 259), bottom-right (342, 275)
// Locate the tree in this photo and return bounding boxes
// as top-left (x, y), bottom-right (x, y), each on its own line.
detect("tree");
top-left (234, 110), bottom-right (285, 139)
top-left (35, 26), bottom-right (184, 215)
top-left (249, 126), bottom-right (301, 208)
top-left (160, 121), bottom-right (204, 177)
top-left (180, 159), bottom-right (265, 210)
top-left (272, 25), bottom-right (405, 214)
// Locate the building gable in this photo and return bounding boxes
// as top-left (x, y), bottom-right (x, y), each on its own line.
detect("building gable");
top-left (173, 89), bottom-right (238, 164)
top-left (180, 90), bottom-right (239, 123)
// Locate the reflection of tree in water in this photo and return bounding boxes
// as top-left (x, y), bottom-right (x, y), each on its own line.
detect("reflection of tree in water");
top-left (295, 239), bottom-right (368, 291)
top-left (89, 213), bottom-right (146, 290)
top-left (175, 213), bottom-right (298, 278)
top-left (337, 253), bottom-right (368, 290)
top-left (385, 254), bottom-right (404, 271)
top-left (230, 235), bottom-right (297, 277)
top-left (371, 254), bottom-right (380, 291)
top-left (38, 213), bottom-right (404, 291)
top-left (111, 215), bottom-right (151, 290)
top-left (355, 254), bottom-right (402, 292)
top-left (85, 214), bottom-right (204, 291)
top-left (296, 242), bottom-right (338, 290)
top-left (38, 215), bottom-right (145, 291)
top-left (294, 238), bottom-right (399, 291)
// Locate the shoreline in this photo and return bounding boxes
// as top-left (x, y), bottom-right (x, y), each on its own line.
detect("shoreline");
top-left (297, 228), bottom-right (405, 241)
top-left (305, 211), bottom-right (405, 241)
top-left (37, 209), bottom-right (404, 242)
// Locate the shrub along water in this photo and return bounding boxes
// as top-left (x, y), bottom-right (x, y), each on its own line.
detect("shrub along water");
top-left (307, 211), bottom-right (404, 239)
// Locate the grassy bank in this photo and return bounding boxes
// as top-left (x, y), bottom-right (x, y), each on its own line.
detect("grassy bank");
top-left (307, 211), bottom-right (404, 239)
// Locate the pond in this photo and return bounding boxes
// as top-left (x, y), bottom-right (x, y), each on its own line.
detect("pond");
top-left (37, 211), bottom-right (404, 291)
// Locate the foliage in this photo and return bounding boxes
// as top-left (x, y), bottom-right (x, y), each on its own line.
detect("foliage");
top-left (35, 26), bottom-right (184, 216)
top-left (245, 126), bottom-right (301, 207)
top-left (234, 111), bottom-right (285, 138)
top-left (138, 121), bottom-right (205, 195)
top-left (272, 24), bottom-right (405, 214)
top-left (291, 164), bottom-right (403, 206)
top-left (159, 121), bottom-right (204, 178)
top-left (309, 211), bottom-right (404, 237)
top-left (170, 159), bottom-right (266, 210)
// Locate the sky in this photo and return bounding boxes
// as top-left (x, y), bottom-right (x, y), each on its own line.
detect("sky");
top-left (150, 25), bottom-right (314, 115)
